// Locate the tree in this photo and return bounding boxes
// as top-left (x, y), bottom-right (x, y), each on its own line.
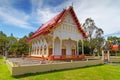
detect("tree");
top-left (107, 36), bottom-right (120, 56)
top-left (18, 37), bottom-right (29, 55)
top-left (83, 18), bottom-right (97, 40)
top-left (0, 31), bottom-right (9, 56)
top-left (0, 31), bottom-right (29, 57)
top-left (83, 18), bottom-right (104, 55)
top-left (28, 32), bottom-right (34, 37)
top-left (107, 36), bottom-right (120, 44)
top-left (95, 28), bottom-right (104, 38)
top-left (8, 37), bottom-right (29, 56)
top-left (8, 34), bottom-right (17, 55)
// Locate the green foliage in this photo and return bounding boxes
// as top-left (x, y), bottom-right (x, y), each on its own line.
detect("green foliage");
top-left (18, 38), bottom-right (29, 55)
top-left (0, 31), bottom-right (9, 55)
top-left (79, 41), bottom-right (90, 54)
top-left (28, 32), bottom-right (34, 37)
top-left (0, 31), bottom-right (29, 56)
top-left (8, 37), bottom-right (29, 55)
top-left (83, 18), bottom-right (104, 55)
top-left (107, 36), bottom-right (120, 44)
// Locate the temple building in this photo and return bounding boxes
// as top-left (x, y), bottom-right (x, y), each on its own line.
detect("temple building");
top-left (27, 6), bottom-right (87, 60)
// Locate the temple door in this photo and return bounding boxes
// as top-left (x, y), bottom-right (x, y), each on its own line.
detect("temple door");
top-left (72, 49), bottom-right (75, 55)
top-left (71, 46), bottom-right (75, 56)
top-left (62, 49), bottom-right (66, 57)
top-left (49, 48), bottom-right (52, 56)
top-left (62, 45), bottom-right (66, 57)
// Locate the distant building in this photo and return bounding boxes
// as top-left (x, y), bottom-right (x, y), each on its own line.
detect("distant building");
top-left (27, 6), bottom-right (87, 60)
top-left (111, 44), bottom-right (120, 51)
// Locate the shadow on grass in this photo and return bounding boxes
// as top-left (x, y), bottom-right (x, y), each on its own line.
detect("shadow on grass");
top-left (13, 64), bottom-right (104, 79)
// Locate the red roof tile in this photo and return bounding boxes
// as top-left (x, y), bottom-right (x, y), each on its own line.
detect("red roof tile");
top-left (112, 44), bottom-right (119, 51)
top-left (27, 6), bottom-right (87, 41)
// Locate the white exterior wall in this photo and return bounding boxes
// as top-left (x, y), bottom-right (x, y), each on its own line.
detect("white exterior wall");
top-left (66, 40), bottom-right (71, 55)
top-left (54, 38), bottom-right (61, 55)
top-left (53, 13), bottom-right (83, 41)
top-left (63, 40), bottom-right (76, 55)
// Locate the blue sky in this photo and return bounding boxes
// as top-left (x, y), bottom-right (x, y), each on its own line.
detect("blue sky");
top-left (0, 0), bottom-right (120, 38)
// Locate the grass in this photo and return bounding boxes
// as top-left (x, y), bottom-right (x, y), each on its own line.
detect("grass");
top-left (0, 56), bottom-right (4, 62)
top-left (113, 62), bottom-right (120, 64)
top-left (0, 58), bottom-right (120, 80)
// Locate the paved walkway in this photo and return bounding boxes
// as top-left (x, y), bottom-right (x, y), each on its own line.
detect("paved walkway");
top-left (8, 58), bottom-right (71, 66)
top-left (8, 58), bottom-right (45, 66)
top-left (8, 57), bottom-right (101, 66)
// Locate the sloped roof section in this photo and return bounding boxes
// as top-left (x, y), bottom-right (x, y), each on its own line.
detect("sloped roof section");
top-left (27, 6), bottom-right (87, 41)
top-left (112, 44), bottom-right (119, 51)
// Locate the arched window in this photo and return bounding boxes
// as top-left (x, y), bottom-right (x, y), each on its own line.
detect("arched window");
top-left (62, 44), bottom-right (66, 57)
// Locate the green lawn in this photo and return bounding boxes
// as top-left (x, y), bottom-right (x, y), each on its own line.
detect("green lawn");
top-left (0, 58), bottom-right (120, 80)
top-left (0, 57), bottom-right (4, 62)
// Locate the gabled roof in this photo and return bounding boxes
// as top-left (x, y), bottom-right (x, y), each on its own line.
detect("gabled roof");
top-left (27, 6), bottom-right (87, 41)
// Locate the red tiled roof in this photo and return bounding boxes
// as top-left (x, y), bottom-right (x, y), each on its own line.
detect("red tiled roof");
top-left (112, 44), bottom-right (119, 51)
top-left (27, 6), bottom-right (87, 41)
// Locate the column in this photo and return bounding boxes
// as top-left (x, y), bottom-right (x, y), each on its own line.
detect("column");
top-left (52, 38), bottom-right (54, 55)
top-left (36, 47), bottom-right (37, 55)
top-left (107, 50), bottom-right (110, 62)
top-left (38, 47), bottom-right (40, 55)
top-left (42, 46), bottom-right (44, 56)
top-left (60, 39), bottom-right (62, 55)
top-left (102, 50), bottom-right (104, 61)
top-left (46, 46), bottom-right (48, 56)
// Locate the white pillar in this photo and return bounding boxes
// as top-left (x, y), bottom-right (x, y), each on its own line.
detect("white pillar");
top-left (39, 47), bottom-right (40, 55)
top-left (47, 46), bottom-right (48, 56)
top-left (102, 50), bottom-right (104, 61)
top-left (42, 46), bottom-right (44, 56)
top-left (82, 39), bottom-right (84, 55)
top-left (60, 39), bottom-right (62, 55)
top-left (107, 50), bottom-right (110, 62)
top-left (35, 47), bottom-right (37, 55)
top-left (52, 38), bottom-right (54, 55)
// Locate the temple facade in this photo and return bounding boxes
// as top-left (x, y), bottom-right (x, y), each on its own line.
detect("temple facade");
top-left (27, 6), bottom-right (87, 60)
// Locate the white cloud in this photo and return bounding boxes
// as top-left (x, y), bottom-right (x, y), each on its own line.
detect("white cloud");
top-left (1, 0), bottom-right (120, 38)
top-left (31, 0), bottom-right (120, 37)
top-left (72, 0), bottom-right (120, 37)
top-left (0, 0), bottom-right (35, 30)
top-left (30, 0), bottom-right (58, 24)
